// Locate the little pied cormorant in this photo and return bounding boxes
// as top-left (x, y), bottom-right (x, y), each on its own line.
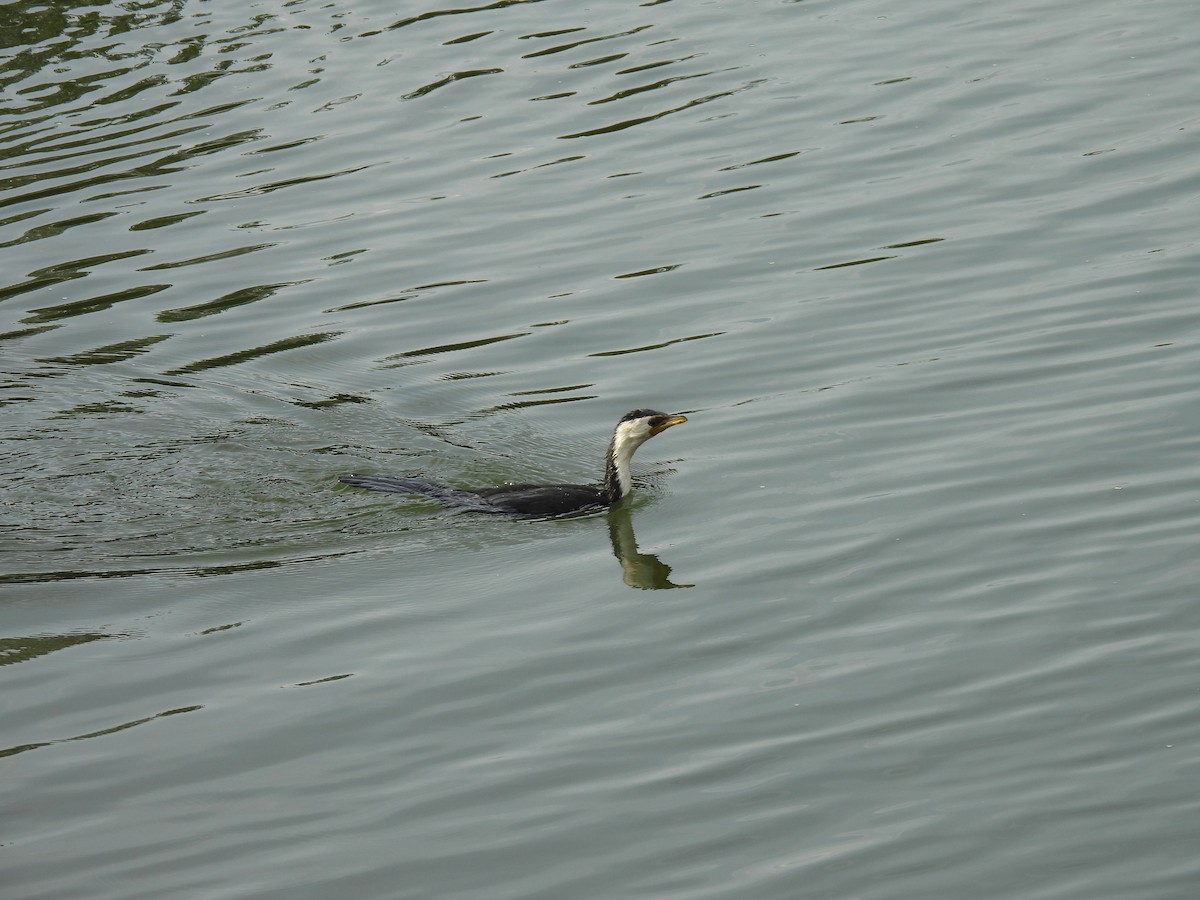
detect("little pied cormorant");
top-left (339, 409), bottom-right (688, 518)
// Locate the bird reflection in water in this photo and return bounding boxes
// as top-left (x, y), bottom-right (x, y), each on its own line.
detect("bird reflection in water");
top-left (607, 505), bottom-right (693, 590)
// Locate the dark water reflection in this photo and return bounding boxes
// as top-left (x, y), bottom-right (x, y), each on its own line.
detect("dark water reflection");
top-left (607, 505), bottom-right (692, 590)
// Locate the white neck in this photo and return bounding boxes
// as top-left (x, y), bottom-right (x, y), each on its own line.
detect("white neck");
top-left (603, 420), bottom-right (653, 501)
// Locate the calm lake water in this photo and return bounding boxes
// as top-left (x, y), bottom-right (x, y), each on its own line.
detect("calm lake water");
top-left (3, 0), bottom-right (1199, 897)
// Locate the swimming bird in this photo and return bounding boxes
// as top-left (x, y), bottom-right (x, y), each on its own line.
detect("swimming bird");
top-left (339, 408), bottom-right (688, 518)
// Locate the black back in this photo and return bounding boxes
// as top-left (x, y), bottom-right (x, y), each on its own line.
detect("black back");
top-left (473, 483), bottom-right (608, 517)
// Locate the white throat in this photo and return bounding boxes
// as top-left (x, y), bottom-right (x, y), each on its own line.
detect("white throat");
top-left (608, 421), bottom-right (650, 499)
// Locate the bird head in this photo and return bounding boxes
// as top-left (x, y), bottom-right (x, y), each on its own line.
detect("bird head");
top-left (614, 409), bottom-right (688, 449)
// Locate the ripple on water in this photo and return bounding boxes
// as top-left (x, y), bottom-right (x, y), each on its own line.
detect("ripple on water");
top-left (3, 0), bottom-right (1200, 898)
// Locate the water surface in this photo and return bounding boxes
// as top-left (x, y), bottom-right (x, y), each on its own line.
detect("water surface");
top-left (3, 0), bottom-right (1199, 897)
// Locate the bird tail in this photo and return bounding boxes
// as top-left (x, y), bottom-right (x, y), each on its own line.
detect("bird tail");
top-left (339, 474), bottom-right (491, 510)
